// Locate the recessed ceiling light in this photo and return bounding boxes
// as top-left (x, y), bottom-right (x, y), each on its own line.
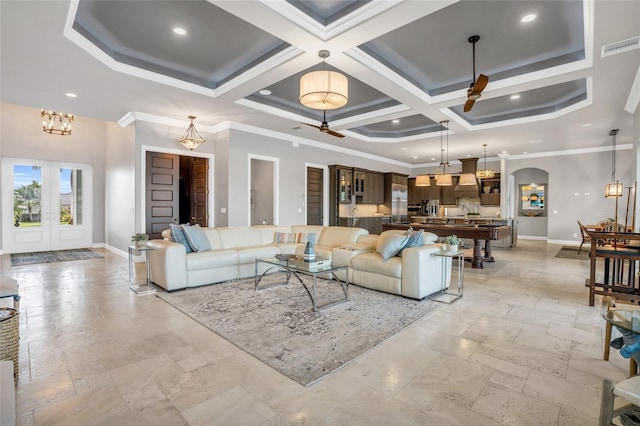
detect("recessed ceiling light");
top-left (528, 139), bottom-right (542, 144)
top-left (582, 123), bottom-right (592, 127)
top-left (173, 27), bottom-right (187, 36)
top-left (400, 147), bottom-right (407, 151)
top-left (523, 151), bottom-right (528, 154)
top-left (65, 92), bottom-right (77, 98)
top-left (521, 14), bottom-right (536, 23)
top-left (510, 94), bottom-right (520, 100)
top-left (430, 157), bottom-right (436, 161)
top-left (392, 119), bottom-right (399, 124)
top-left (501, 150), bottom-right (508, 154)
top-left (258, 89), bottom-right (272, 95)
top-left (466, 154), bottom-right (471, 157)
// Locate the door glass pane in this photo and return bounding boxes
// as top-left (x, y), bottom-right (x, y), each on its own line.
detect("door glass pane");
top-left (13, 164), bottom-right (42, 227)
top-left (60, 168), bottom-right (83, 226)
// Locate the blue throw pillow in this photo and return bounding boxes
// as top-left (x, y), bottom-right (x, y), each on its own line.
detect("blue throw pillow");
top-left (182, 224), bottom-right (211, 253)
top-left (397, 228), bottom-right (424, 256)
top-left (170, 224), bottom-right (193, 253)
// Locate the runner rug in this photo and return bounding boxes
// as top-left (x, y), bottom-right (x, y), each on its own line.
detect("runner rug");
top-left (156, 275), bottom-right (439, 386)
top-left (10, 248), bottom-right (103, 266)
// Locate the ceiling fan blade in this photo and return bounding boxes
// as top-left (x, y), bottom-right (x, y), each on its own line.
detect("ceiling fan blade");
top-left (463, 98), bottom-right (475, 112)
top-left (302, 122), bottom-right (322, 131)
top-left (326, 129), bottom-right (345, 138)
top-left (470, 74), bottom-right (489, 96)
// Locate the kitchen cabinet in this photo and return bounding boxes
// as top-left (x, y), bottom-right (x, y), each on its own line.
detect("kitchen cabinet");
top-left (479, 175), bottom-right (500, 205)
top-left (439, 176), bottom-right (458, 205)
top-left (363, 172), bottom-right (384, 204)
top-left (353, 169), bottom-right (366, 196)
top-left (336, 167), bottom-right (353, 204)
top-left (409, 177), bottom-right (439, 203)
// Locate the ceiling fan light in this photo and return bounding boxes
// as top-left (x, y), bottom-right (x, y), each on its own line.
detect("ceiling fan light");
top-left (415, 174), bottom-right (430, 186)
top-left (299, 70), bottom-right (348, 110)
top-left (436, 173), bottom-right (452, 186)
top-left (459, 173), bottom-right (477, 186)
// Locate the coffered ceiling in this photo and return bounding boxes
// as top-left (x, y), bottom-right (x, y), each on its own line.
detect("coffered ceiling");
top-left (1, 0), bottom-right (639, 167)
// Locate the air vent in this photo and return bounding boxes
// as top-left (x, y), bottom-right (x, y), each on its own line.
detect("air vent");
top-left (601, 36), bottom-right (640, 57)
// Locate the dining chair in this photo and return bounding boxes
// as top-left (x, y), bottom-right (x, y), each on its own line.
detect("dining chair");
top-left (578, 220), bottom-right (592, 254)
top-left (600, 375), bottom-right (640, 425)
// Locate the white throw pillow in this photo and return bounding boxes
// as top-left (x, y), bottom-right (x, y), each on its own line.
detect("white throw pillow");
top-left (376, 230), bottom-right (410, 260)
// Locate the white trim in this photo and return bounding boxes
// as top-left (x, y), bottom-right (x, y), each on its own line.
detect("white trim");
top-left (260, 0), bottom-right (401, 41)
top-left (625, 64), bottom-right (640, 114)
top-left (140, 145), bottom-right (215, 234)
top-left (104, 243), bottom-right (128, 259)
top-left (517, 235), bottom-right (548, 241)
top-left (506, 144), bottom-right (632, 160)
top-left (248, 154), bottom-right (280, 226)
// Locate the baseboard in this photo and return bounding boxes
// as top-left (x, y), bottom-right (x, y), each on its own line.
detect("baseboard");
top-left (517, 235), bottom-right (548, 241)
top-left (104, 244), bottom-right (128, 259)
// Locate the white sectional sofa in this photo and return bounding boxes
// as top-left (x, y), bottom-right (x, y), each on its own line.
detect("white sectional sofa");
top-left (148, 225), bottom-right (451, 300)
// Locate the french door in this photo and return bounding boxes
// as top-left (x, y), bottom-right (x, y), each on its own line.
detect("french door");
top-left (2, 158), bottom-right (93, 253)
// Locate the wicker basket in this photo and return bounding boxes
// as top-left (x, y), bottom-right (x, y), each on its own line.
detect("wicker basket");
top-left (0, 307), bottom-right (19, 384)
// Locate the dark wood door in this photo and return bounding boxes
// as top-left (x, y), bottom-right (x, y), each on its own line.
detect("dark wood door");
top-left (190, 157), bottom-right (208, 227)
top-left (307, 167), bottom-right (323, 225)
top-left (146, 152), bottom-right (179, 239)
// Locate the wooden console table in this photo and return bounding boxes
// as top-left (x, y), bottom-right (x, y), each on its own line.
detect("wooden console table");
top-left (588, 231), bottom-right (640, 306)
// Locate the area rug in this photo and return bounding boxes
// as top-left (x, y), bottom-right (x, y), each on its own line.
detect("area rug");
top-left (555, 245), bottom-right (589, 260)
top-left (10, 248), bottom-right (103, 266)
top-left (157, 275), bottom-right (440, 386)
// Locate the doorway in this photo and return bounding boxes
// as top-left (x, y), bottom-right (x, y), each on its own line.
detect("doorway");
top-left (306, 166), bottom-right (324, 225)
top-left (2, 158), bottom-right (93, 253)
top-left (249, 155), bottom-right (278, 225)
top-left (145, 151), bottom-right (209, 239)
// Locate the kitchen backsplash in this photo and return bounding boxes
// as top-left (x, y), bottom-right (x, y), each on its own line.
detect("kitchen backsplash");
top-left (339, 203), bottom-right (380, 217)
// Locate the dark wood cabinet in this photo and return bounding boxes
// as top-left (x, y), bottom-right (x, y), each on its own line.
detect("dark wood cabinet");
top-left (336, 167), bottom-right (353, 204)
top-left (364, 172), bottom-right (384, 204)
top-left (479, 175), bottom-right (500, 205)
top-left (353, 169), bottom-right (366, 196)
top-left (439, 176), bottom-right (458, 205)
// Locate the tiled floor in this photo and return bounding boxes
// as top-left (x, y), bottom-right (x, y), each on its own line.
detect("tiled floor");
top-left (0, 240), bottom-right (631, 425)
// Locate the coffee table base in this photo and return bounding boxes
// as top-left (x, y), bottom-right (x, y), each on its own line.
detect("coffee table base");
top-left (255, 260), bottom-right (349, 311)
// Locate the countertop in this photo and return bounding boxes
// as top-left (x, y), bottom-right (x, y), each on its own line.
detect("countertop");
top-left (411, 215), bottom-right (514, 220)
top-left (341, 214), bottom-right (392, 218)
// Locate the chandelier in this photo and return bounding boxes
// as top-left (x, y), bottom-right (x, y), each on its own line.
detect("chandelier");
top-left (178, 116), bottom-right (205, 151)
top-left (436, 121), bottom-right (452, 186)
top-left (41, 109), bottom-right (74, 135)
top-left (476, 144), bottom-right (495, 178)
top-left (605, 129), bottom-right (622, 198)
top-left (299, 50), bottom-right (348, 110)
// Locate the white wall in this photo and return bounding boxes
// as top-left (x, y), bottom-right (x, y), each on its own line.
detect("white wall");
top-left (506, 149), bottom-right (634, 244)
top-left (0, 102), bottom-right (109, 251)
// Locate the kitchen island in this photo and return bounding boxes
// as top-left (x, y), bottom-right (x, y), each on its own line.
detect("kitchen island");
top-left (383, 221), bottom-right (512, 269)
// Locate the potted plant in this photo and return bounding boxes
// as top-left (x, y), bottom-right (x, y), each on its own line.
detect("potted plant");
top-left (445, 235), bottom-right (460, 253)
top-left (132, 233), bottom-right (149, 248)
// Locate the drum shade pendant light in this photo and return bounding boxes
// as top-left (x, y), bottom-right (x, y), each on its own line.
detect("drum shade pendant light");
top-left (459, 173), bottom-right (477, 185)
top-left (605, 129), bottom-right (622, 198)
top-left (476, 144), bottom-right (495, 178)
top-left (415, 174), bottom-right (430, 186)
top-left (436, 121), bottom-right (452, 186)
top-left (299, 50), bottom-right (348, 110)
top-left (178, 116), bottom-right (205, 151)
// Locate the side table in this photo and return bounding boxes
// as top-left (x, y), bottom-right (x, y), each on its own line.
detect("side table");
top-left (128, 245), bottom-right (156, 295)
top-left (431, 249), bottom-right (464, 303)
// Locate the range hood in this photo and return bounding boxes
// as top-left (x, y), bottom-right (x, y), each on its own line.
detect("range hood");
top-left (453, 157), bottom-right (480, 198)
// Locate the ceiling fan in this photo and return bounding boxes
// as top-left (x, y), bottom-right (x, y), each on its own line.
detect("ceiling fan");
top-left (302, 109), bottom-right (345, 138)
top-left (464, 35), bottom-right (489, 112)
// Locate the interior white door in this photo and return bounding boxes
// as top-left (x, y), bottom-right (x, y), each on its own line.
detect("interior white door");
top-left (2, 158), bottom-right (93, 253)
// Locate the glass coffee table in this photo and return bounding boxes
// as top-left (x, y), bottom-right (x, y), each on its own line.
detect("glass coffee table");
top-left (255, 257), bottom-right (349, 311)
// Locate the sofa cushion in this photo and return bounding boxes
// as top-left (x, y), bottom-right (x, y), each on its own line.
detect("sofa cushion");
top-left (397, 228), bottom-right (424, 256)
top-left (376, 230), bottom-right (409, 260)
top-left (218, 227), bottom-right (264, 249)
top-left (170, 224), bottom-right (193, 253)
top-left (317, 226), bottom-right (367, 247)
top-left (182, 224), bottom-right (212, 252)
top-left (352, 252), bottom-right (402, 278)
top-left (186, 249), bottom-right (238, 271)
top-left (237, 246), bottom-right (280, 264)
top-left (422, 232), bottom-right (438, 244)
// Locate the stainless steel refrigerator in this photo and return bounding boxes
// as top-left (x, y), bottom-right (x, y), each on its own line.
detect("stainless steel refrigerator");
top-left (391, 183), bottom-right (408, 223)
